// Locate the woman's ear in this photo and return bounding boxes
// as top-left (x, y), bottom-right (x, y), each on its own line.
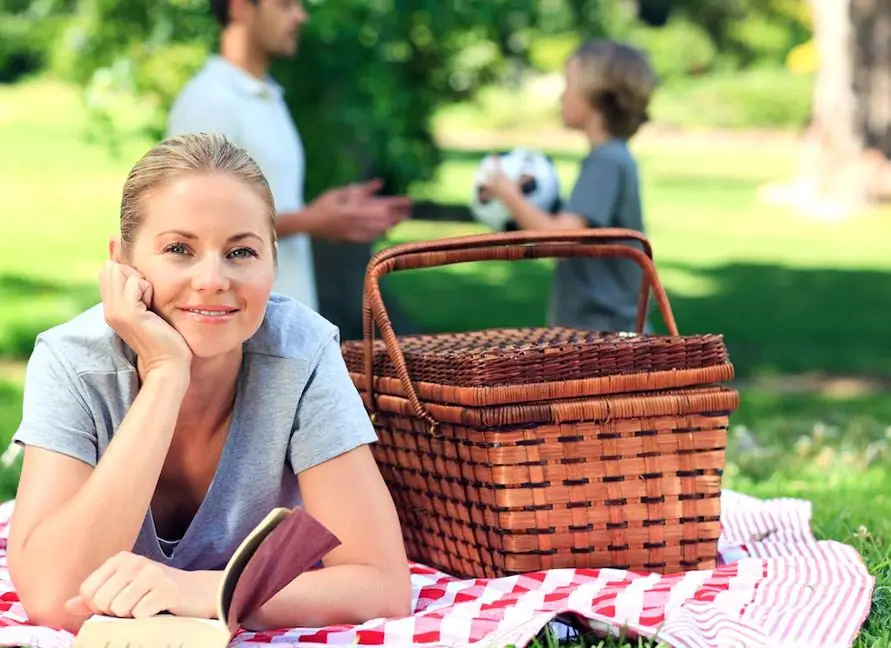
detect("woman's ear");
top-left (108, 236), bottom-right (123, 263)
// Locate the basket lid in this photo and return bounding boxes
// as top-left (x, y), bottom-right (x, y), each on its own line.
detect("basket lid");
top-left (342, 326), bottom-right (732, 399)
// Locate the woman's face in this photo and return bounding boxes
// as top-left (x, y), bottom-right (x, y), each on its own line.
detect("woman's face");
top-left (119, 172), bottom-right (276, 359)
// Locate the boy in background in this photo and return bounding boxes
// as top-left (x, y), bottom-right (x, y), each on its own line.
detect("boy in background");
top-left (481, 40), bottom-right (656, 333)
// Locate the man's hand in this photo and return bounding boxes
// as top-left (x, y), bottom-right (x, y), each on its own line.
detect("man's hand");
top-left (309, 178), bottom-right (411, 243)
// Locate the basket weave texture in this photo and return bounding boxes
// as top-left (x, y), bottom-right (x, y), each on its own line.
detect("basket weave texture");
top-left (343, 230), bottom-right (738, 579)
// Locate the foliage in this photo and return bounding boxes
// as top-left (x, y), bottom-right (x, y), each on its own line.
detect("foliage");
top-left (669, 0), bottom-right (812, 68)
top-left (649, 66), bottom-right (813, 129)
top-left (524, 0), bottom-right (811, 77)
top-left (270, 0), bottom-right (535, 199)
top-left (527, 0), bottom-right (719, 81)
top-left (624, 13), bottom-right (718, 81)
top-left (433, 65), bottom-right (812, 133)
top-left (49, 0), bottom-right (217, 145)
top-left (786, 38), bottom-right (816, 74)
top-left (527, 33), bottom-right (582, 77)
top-left (0, 0), bottom-right (816, 194)
top-left (40, 0), bottom-right (547, 198)
top-left (0, 0), bottom-right (818, 196)
top-left (0, 0), bottom-right (70, 82)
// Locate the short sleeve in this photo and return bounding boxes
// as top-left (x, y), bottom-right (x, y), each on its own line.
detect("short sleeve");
top-left (565, 155), bottom-right (622, 228)
top-left (12, 338), bottom-right (98, 467)
top-left (288, 333), bottom-right (377, 474)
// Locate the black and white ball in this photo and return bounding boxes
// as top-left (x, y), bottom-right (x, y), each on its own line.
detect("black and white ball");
top-left (470, 147), bottom-right (561, 231)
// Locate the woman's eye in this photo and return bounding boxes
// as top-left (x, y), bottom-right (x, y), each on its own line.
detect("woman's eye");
top-left (229, 247), bottom-right (259, 260)
top-left (164, 243), bottom-right (189, 255)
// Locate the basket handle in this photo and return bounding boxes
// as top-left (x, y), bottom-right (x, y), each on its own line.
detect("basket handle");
top-left (361, 228), bottom-right (679, 432)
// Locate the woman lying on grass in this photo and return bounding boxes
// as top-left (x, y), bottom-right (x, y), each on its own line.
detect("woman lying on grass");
top-left (6, 132), bottom-right (411, 633)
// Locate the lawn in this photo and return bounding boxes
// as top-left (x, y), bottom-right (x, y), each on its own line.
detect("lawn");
top-left (0, 76), bottom-right (890, 647)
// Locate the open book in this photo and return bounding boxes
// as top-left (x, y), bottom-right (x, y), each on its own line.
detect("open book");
top-left (72, 507), bottom-right (341, 648)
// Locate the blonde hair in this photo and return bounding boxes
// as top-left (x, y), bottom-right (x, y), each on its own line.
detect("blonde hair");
top-left (120, 132), bottom-right (277, 252)
top-left (572, 40), bottom-right (656, 139)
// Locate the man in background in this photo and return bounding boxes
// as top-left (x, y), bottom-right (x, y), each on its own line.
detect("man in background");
top-left (167, 0), bottom-right (413, 331)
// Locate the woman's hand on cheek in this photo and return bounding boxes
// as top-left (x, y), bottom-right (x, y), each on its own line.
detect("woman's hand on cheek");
top-left (99, 261), bottom-right (192, 384)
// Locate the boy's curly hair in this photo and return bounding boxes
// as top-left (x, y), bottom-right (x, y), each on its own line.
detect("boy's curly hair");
top-left (573, 40), bottom-right (656, 139)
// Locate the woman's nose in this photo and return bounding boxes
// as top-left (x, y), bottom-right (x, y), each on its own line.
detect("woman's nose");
top-left (192, 254), bottom-right (230, 292)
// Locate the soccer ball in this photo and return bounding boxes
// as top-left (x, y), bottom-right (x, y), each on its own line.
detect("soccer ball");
top-left (470, 147), bottom-right (561, 231)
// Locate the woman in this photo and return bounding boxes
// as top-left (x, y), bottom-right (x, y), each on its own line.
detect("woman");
top-left (6, 133), bottom-right (411, 634)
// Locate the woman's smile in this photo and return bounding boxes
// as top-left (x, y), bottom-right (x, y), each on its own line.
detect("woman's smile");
top-left (179, 304), bottom-right (241, 324)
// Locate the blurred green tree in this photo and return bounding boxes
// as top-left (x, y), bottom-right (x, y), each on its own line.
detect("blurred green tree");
top-left (51, 0), bottom-right (550, 338)
top-left (659, 0), bottom-right (811, 68)
top-left (0, 0), bottom-right (818, 335)
top-left (0, 0), bottom-right (72, 82)
top-left (55, 0), bottom-right (547, 197)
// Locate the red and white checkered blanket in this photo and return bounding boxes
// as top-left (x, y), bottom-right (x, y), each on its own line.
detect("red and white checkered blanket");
top-left (0, 490), bottom-right (874, 648)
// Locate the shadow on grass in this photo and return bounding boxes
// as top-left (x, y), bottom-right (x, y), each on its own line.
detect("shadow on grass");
top-left (382, 259), bottom-right (891, 380)
top-left (4, 256), bottom-right (889, 381)
top-left (656, 262), bottom-right (891, 379)
top-left (383, 256), bottom-right (891, 494)
top-left (0, 274), bottom-right (98, 359)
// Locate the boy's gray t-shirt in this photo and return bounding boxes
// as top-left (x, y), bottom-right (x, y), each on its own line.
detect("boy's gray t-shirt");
top-left (550, 138), bottom-right (648, 332)
top-left (12, 294), bottom-right (377, 570)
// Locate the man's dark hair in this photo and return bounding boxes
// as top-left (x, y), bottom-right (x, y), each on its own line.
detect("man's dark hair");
top-left (210, 0), bottom-right (258, 26)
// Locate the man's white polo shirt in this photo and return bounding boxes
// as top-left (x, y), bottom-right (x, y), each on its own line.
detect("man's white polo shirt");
top-left (166, 56), bottom-right (318, 311)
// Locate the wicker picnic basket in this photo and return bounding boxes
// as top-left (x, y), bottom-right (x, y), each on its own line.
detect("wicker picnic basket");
top-left (341, 229), bottom-right (738, 579)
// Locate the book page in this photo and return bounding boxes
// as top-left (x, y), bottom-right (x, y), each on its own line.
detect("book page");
top-left (73, 614), bottom-right (228, 648)
top-left (217, 507), bottom-right (291, 625)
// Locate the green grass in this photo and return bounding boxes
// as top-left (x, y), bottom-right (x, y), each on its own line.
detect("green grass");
top-left (397, 142), bottom-right (891, 380)
top-left (648, 67), bottom-right (814, 131)
top-left (0, 75), bottom-right (889, 647)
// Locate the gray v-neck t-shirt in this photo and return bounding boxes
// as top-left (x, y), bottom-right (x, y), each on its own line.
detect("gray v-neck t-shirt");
top-left (12, 294), bottom-right (376, 570)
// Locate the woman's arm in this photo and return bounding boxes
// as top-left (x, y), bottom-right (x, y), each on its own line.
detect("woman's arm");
top-left (65, 330), bottom-right (410, 629)
top-left (243, 444), bottom-right (411, 629)
top-left (69, 446), bottom-right (409, 628)
top-left (8, 368), bottom-right (188, 632)
top-left (240, 331), bottom-right (410, 627)
top-left (56, 418), bottom-right (409, 630)
top-left (96, 445), bottom-right (410, 627)
top-left (8, 262), bottom-right (193, 632)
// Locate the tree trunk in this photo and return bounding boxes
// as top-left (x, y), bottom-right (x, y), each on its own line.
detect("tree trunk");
top-left (804, 0), bottom-right (891, 210)
top-left (852, 0), bottom-right (891, 157)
